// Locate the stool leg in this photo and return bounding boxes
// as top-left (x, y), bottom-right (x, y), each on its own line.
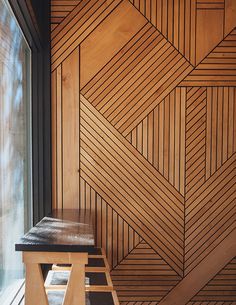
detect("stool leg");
top-left (63, 264), bottom-right (85, 305)
top-left (25, 263), bottom-right (49, 305)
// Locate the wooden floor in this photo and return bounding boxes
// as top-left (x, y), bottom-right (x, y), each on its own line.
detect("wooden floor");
top-left (51, 0), bottom-right (236, 304)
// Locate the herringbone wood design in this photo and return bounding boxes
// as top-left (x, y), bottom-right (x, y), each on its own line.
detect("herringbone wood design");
top-left (51, 0), bottom-right (236, 303)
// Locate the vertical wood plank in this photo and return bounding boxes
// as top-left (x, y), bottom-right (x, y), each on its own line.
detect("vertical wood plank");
top-left (51, 70), bottom-right (57, 210)
top-left (228, 87), bottom-right (234, 158)
top-left (62, 48), bottom-right (79, 208)
top-left (211, 87), bottom-right (217, 174)
top-left (206, 87), bottom-right (212, 179)
top-left (222, 87), bottom-right (229, 163)
top-left (217, 87), bottom-right (223, 169)
top-left (174, 88), bottom-right (180, 190)
top-left (56, 65), bottom-right (62, 209)
top-left (180, 88), bottom-right (186, 196)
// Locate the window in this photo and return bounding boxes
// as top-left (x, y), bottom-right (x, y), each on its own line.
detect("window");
top-left (0, 0), bottom-right (32, 303)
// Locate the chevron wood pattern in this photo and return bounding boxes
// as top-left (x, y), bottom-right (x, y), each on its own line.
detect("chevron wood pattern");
top-left (51, 1), bottom-right (236, 303)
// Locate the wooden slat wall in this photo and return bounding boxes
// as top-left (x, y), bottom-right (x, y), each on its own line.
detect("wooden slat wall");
top-left (51, 0), bottom-right (236, 303)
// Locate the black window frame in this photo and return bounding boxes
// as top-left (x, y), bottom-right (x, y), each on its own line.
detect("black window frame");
top-left (8, 0), bottom-right (52, 224)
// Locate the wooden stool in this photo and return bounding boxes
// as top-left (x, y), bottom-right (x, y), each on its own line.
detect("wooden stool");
top-left (24, 252), bottom-right (88, 305)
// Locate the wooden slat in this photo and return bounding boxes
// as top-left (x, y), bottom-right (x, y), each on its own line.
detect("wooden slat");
top-left (50, 1), bottom-right (236, 303)
top-left (80, 0), bottom-right (147, 87)
top-left (61, 49), bottom-right (79, 208)
top-left (181, 29), bottom-right (236, 86)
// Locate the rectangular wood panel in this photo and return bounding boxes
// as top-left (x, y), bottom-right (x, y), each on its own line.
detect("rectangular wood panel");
top-left (51, 0), bottom-right (236, 303)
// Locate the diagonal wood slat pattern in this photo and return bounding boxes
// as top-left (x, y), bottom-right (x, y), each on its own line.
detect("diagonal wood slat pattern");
top-left (181, 29), bottom-right (236, 86)
top-left (79, 177), bottom-right (141, 269)
top-left (191, 257), bottom-right (236, 302)
top-left (51, 0), bottom-right (81, 31)
top-left (81, 23), bottom-right (192, 137)
top-left (111, 241), bottom-right (181, 302)
top-left (206, 87), bottom-right (236, 178)
top-left (185, 87), bottom-right (207, 200)
top-left (51, 0), bottom-right (124, 71)
top-left (126, 87), bottom-right (186, 195)
top-left (185, 154), bottom-right (236, 274)
top-left (51, 1), bottom-right (236, 303)
top-left (80, 94), bottom-right (184, 275)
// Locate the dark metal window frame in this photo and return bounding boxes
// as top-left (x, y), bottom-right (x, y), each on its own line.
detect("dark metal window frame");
top-left (8, 0), bottom-right (52, 224)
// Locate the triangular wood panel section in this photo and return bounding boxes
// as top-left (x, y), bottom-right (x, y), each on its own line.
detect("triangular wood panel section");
top-left (158, 230), bottom-right (236, 305)
top-left (51, 0), bottom-right (81, 31)
top-left (185, 154), bottom-right (236, 274)
top-left (79, 177), bottom-right (141, 269)
top-left (191, 257), bottom-right (236, 302)
top-left (181, 29), bottom-right (236, 86)
top-left (81, 22), bottom-right (192, 137)
top-left (126, 87), bottom-right (186, 196)
top-left (129, 0), bottom-right (236, 66)
top-left (80, 94), bottom-right (184, 275)
top-left (128, 0), bottom-right (197, 64)
top-left (111, 240), bottom-right (181, 302)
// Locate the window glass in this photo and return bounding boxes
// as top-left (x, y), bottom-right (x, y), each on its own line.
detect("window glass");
top-left (0, 0), bottom-right (32, 303)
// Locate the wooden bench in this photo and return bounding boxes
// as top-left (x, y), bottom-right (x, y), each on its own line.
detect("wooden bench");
top-left (15, 209), bottom-right (119, 305)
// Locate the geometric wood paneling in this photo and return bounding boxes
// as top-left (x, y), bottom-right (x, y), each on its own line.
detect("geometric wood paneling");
top-left (181, 28), bottom-right (236, 87)
top-left (126, 87), bottom-right (186, 195)
top-left (111, 241), bottom-right (182, 302)
top-left (206, 87), bottom-right (236, 178)
top-left (81, 23), bottom-right (192, 137)
top-left (51, 0), bottom-right (236, 303)
top-left (51, 0), bottom-right (81, 31)
top-left (79, 176), bottom-right (141, 269)
top-left (185, 155), bottom-right (236, 275)
top-left (80, 95), bottom-right (184, 276)
top-left (80, 0), bottom-right (147, 87)
top-left (185, 87), bottom-right (207, 198)
top-left (191, 257), bottom-right (236, 302)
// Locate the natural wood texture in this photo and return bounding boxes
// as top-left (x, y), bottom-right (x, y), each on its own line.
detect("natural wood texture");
top-left (195, 5), bottom-right (224, 64)
top-left (79, 177), bottom-right (141, 269)
top-left (63, 264), bottom-right (86, 305)
top-left (51, 1), bottom-right (236, 303)
top-left (81, 24), bottom-right (192, 137)
top-left (129, 0), bottom-right (196, 64)
top-left (51, 0), bottom-right (81, 30)
top-left (24, 263), bottom-right (49, 305)
top-left (181, 29), bottom-right (236, 86)
top-left (158, 229), bottom-right (236, 305)
top-left (23, 252), bottom-right (88, 305)
top-left (185, 87), bottom-right (207, 199)
top-left (52, 49), bottom-right (80, 209)
top-left (126, 87), bottom-right (186, 195)
top-left (111, 240), bottom-right (181, 302)
top-left (80, 94), bottom-right (184, 275)
top-left (80, 0), bottom-right (147, 87)
top-left (191, 258), bottom-right (236, 302)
